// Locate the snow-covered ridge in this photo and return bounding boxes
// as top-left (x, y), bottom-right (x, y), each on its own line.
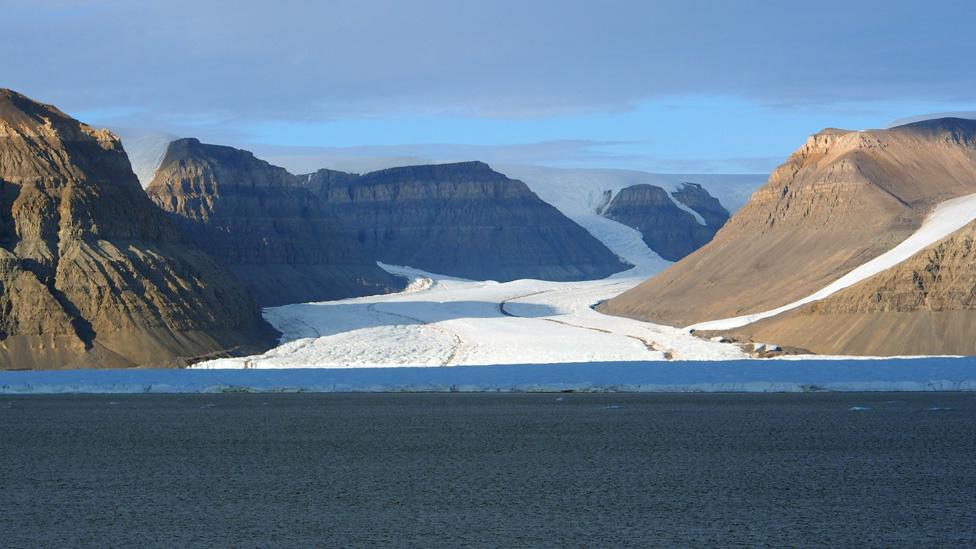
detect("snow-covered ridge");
top-left (689, 192), bottom-right (976, 331)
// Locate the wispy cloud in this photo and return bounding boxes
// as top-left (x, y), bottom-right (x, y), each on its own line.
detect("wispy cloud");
top-left (14, 0), bottom-right (975, 174)
top-left (6, 0), bottom-right (976, 125)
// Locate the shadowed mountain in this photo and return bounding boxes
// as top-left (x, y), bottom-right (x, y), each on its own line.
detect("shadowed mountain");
top-left (0, 89), bottom-right (276, 369)
top-left (146, 138), bottom-right (405, 306)
top-left (304, 161), bottom-right (630, 281)
top-left (148, 142), bottom-right (629, 303)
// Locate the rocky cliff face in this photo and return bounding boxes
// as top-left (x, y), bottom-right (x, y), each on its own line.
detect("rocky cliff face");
top-left (305, 162), bottom-right (629, 281)
top-left (146, 138), bottom-right (404, 306)
top-left (0, 89), bottom-right (275, 369)
top-left (601, 183), bottom-right (727, 261)
top-left (601, 118), bottom-right (976, 329)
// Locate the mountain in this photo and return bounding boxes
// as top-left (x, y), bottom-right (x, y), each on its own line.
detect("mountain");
top-left (116, 136), bottom-right (761, 277)
top-left (728, 217), bottom-right (976, 355)
top-left (601, 182), bottom-right (728, 261)
top-left (671, 182), bottom-right (730, 228)
top-left (493, 165), bottom-right (763, 276)
top-left (305, 161), bottom-right (630, 281)
top-left (497, 165), bottom-right (761, 217)
top-left (146, 138), bottom-right (405, 306)
top-left (601, 118), bottom-right (976, 355)
top-left (0, 90), bottom-right (276, 369)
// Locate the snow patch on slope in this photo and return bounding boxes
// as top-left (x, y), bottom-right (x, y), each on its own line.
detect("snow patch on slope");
top-left (689, 193), bottom-right (976, 331)
top-left (668, 186), bottom-right (707, 225)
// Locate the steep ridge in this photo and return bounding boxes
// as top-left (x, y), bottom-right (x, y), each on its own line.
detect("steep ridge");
top-left (0, 89), bottom-right (275, 369)
top-left (601, 118), bottom-right (976, 327)
top-left (305, 161), bottom-right (630, 281)
top-left (602, 183), bottom-right (728, 261)
top-left (146, 138), bottom-right (404, 306)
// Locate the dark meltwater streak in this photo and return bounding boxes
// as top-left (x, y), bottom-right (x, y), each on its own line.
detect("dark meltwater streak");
top-left (1, 393), bottom-right (974, 547)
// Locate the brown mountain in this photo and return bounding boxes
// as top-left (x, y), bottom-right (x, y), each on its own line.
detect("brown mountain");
top-left (0, 90), bottom-right (276, 369)
top-left (600, 118), bottom-right (976, 354)
top-left (601, 183), bottom-right (728, 261)
top-left (725, 218), bottom-right (976, 355)
top-left (305, 162), bottom-right (630, 281)
top-left (146, 138), bottom-right (405, 306)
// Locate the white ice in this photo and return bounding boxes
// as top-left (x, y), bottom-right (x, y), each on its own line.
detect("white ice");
top-left (195, 165), bottom-right (760, 369)
top-left (689, 193), bottom-right (976, 331)
top-left (196, 260), bottom-right (749, 369)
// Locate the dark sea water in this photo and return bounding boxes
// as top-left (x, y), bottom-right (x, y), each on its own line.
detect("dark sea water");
top-left (1, 392), bottom-right (974, 547)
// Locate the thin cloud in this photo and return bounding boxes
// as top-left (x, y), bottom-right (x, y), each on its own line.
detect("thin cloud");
top-left (5, 0), bottom-right (975, 125)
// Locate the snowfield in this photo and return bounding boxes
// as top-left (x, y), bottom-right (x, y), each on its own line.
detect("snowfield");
top-left (196, 263), bottom-right (748, 369)
top-left (193, 173), bottom-right (976, 371)
top-left (689, 192), bottom-right (976, 331)
top-left (196, 166), bottom-right (762, 370)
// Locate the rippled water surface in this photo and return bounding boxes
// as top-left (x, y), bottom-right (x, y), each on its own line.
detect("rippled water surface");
top-left (2, 392), bottom-right (974, 547)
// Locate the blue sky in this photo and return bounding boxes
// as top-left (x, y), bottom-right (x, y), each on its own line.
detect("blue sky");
top-left (5, 0), bottom-right (976, 173)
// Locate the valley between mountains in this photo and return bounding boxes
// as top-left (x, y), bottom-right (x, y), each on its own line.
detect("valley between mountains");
top-left (4, 87), bottom-right (976, 370)
top-left (187, 168), bottom-right (754, 367)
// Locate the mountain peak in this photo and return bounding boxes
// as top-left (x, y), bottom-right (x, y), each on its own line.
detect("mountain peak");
top-left (152, 138), bottom-right (297, 191)
top-left (0, 88), bottom-right (75, 131)
top-left (890, 117), bottom-right (976, 143)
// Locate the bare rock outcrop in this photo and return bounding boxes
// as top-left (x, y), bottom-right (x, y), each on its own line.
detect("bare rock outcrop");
top-left (0, 89), bottom-right (276, 369)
